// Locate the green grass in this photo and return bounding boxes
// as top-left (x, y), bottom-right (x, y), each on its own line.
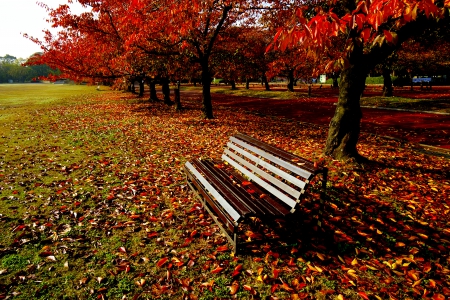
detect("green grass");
top-left (360, 96), bottom-right (450, 113)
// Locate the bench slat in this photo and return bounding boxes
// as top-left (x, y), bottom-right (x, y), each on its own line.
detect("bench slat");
top-left (202, 160), bottom-right (286, 217)
top-left (219, 162), bottom-right (292, 217)
top-left (224, 148), bottom-right (302, 199)
top-left (185, 161), bottom-right (241, 222)
top-left (234, 133), bottom-right (318, 172)
top-left (222, 154), bottom-right (298, 210)
top-left (191, 159), bottom-right (254, 217)
top-left (230, 136), bottom-right (313, 180)
top-left (227, 142), bottom-right (307, 190)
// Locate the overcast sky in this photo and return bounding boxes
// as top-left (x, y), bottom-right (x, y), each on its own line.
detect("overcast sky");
top-left (0, 0), bottom-right (87, 59)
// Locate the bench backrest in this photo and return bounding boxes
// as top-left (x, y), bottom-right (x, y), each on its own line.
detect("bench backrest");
top-left (221, 133), bottom-right (318, 213)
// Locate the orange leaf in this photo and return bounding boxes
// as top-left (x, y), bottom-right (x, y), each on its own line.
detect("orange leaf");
top-left (216, 245), bottom-right (228, 252)
top-left (242, 181), bottom-right (252, 186)
top-left (211, 266), bottom-right (224, 274)
top-left (358, 291), bottom-right (370, 300)
top-left (156, 257), bottom-right (168, 268)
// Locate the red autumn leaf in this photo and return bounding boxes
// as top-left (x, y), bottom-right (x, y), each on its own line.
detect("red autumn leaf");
top-left (211, 266), bottom-right (224, 274)
top-left (118, 247), bottom-right (126, 253)
top-left (232, 264), bottom-right (243, 277)
top-left (216, 245), bottom-right (228, 252)
top-left (242, 181), bottom-right (252, 186)
top-left (432, 294), bottom-right (446, 300)
top-left (358, 291), bottom-right (370, 300)
top-left (156, 257), bottom-right (168, 268)
top-left (271, 283), bottom-right (279, 293)
top-left (147, 232), bottom-right (158, 238)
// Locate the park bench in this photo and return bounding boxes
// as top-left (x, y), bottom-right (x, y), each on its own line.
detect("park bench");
top-left (184, 133), bottom-right (328, 253)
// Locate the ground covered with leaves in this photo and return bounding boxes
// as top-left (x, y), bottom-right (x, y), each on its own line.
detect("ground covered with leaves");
top-left (0, 87), bottom-right (449, 299)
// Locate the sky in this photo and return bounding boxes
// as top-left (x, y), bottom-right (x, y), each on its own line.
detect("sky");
top-left (0, 0), bottom-right (87, 59)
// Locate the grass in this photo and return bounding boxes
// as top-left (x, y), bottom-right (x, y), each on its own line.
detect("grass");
top-left (0, 84), bottom-right (449, 299)
top-left (360, 96), bottom-right (450, 113)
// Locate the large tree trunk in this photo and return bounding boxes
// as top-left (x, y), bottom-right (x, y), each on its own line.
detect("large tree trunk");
top-left (245, 78), bottom-right (250, 90)
top-left (382, 66), bottom-right (393, 97)
top-left (201, 62), bottom-right (213, 119)
top-left (324, 47), bottom-right (366, 161)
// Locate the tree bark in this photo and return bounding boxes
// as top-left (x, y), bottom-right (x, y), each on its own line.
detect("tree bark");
top-left (332, 72), bottom-right (339, 88)
top-left (287, 70), bottom-right (294, 92)
top-left (161, 77), bottom-right (173, 105)
top-left (201, 62), bottom-right (213, 119)
top-left (174, 87), bottom-right (182, 111)
top-left (149, 81), bottom-right (158, 101)
top-left (245, 78), bottom-right (250, 89)
top-left (382, 67), bottom-right (393, 97)
top-left (263, 75), bottom-right (270, 91)
top-left (138, 78), bottom-right (144, 97)
top-left (230, 80), bottom-right (236, 90)
top-left (324, 46), bottom-right (366, 161)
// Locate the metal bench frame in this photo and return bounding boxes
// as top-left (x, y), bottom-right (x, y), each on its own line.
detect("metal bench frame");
top-left (184, 133), bottom-right (328, 253)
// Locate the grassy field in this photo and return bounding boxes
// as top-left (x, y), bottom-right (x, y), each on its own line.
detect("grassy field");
top-left (1, 84), bottom-right (449, 299)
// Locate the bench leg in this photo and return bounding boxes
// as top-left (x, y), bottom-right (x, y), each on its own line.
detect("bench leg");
top-left (186, 178), bottom-right (239, 254)
top-left (318, 169), bottom-right (328, 228)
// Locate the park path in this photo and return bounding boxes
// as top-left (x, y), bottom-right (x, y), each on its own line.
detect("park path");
top-left (184, 87), bottom-right (450, 150)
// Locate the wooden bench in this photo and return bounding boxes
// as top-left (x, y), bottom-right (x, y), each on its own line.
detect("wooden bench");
top-left (184, 133), bottom-right (328, 253)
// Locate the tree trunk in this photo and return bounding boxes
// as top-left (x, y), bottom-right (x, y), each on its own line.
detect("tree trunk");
top-left (332, 73), bottom-right (339, 88)
top-left (287, 70), bottom-right (294, 92)
top-left (245, 78), bottom-right (250, 90)
top-left (324, 47), bottom-right (366, 161)
top-left (138, 78), bottom-right (144, 97)
top-left (162, 78), bottom-right (173, 105)
top-left (149, 81), bottom-right (158, 101)
top-left (263, 75), bottom-right (270, 91)
top-left (382, 67), bottom-right (393, 97)
top-left (174, 87), bottom-right (182, 111)
top-left (201, 62), bottom-right (213, 119)
top-left (230, 80), bottom-right (236, 90)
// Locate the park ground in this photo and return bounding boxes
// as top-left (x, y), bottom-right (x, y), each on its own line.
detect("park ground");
top-left (0, 84), bottom-right (449, 300)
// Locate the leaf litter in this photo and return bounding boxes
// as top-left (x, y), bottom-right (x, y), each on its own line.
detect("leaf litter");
top-left (0, 90), bottom-right (449, 299)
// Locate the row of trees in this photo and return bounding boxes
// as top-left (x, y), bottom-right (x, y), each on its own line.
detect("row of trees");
top-left (0, 54), bottom-right (58, 83)
top-left (28, 0), bottom-right (450, 161)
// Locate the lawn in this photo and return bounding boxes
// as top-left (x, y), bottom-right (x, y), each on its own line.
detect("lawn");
top-left (0, 84), bottom-right (449, 299)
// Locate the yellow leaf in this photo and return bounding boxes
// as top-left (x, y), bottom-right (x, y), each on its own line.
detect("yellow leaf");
top-left (412, 279), bottom-right (422, 287)
top-left (366, 265), bottom-right (378, 271)
top-left (351, 258), bottom-right (358, 265)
